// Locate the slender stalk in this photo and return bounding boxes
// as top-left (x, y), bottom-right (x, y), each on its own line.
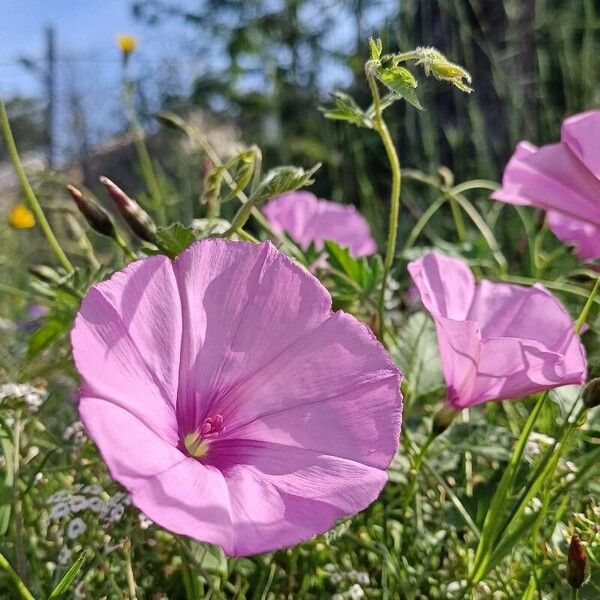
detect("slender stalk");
top-left (11, 419), bottom-right (27, 583)
top-left (0, 96), bottom-right (73, 273)
top-left (123, 83), bottom-right (166, 225)
top-left (123, 539), bottom-right (138, 600)
top-left (0, 551), bottom-right (36, 600)
top-left (571, 588), bottom-right (579, 600)
top-left (402, 432), bottom-right (436, 513)
top-left (366, 64), bottom-right (402, 340)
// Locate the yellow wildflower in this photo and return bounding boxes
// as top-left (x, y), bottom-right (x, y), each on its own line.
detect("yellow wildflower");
top-left (9, 203), bottom-right (35, 229)
top-left (116, 34), bottom-right (137, 56)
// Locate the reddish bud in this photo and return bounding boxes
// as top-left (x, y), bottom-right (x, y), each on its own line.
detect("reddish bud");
top-left (68, 185), bottom-right (116, 238)
top-left (567, 534), bottom-right (587, 589)
top-left (99, 176), bottom-right (157, 243)
top-left (432, 404), bottom-right (458, 436)
top-left (582, 378), bottom-right (600, 410)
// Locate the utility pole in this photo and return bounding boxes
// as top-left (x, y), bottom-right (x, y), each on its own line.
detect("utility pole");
top-left (45, 26), bottom-right (55, 168)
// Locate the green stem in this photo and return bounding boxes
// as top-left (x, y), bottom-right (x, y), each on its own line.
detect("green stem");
top-left (11, 419), bottom-right (27, 584)
top-left (123, 83), bottom-right (166, 225)
top-left (366, 64), bottom-right (402, 341)
top-left (123, 539), bottom-right (138, 600)
top-left (575, 273), bottom-right (600, 332)
top-left (114, 232), bottom-right (138, 261)
top-left (0, 97), bottom-right (73, 273)
top-left (571, 588), bottom-right (579, 600)
top-left (0, 551), bottom-right (36, 600)
top-left (402, 432), bottom-right (436, 513)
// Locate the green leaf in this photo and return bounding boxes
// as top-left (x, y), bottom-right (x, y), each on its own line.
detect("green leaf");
top-left (320, 92), bottom-right (372, 128)
top-left (48, 549), bottom-right (92, 599)
top-left (222, 148), bottom-right (258, 202)
top-left (152, 223), bottom-right (198, 259)
top-left (375, 65), bottom-right (422, 109)
top-left (27, 319), bottom-right (65, 359)
top-left (324, 241), bottom-right (362, 282)
top-left (252, 164), bottom-right (320, 204)
top-left (392, 312), bottom-right (443, 402)
top-left (369, 37), bottom-right (382, 60)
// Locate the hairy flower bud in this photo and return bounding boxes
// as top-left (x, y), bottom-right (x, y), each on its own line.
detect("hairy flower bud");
top-left (99, 176), bottom-right (157, 243)
top-left (68, 185), bottom-right (116, 238)
top-left (582, 378), bottom-right (600, 409)
top-left (567, 534), bottom-right (587, 589)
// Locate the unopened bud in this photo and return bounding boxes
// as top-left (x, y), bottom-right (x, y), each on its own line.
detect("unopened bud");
top-left (68, 185), bottom-right (116, 238)
top-left (432, 405), bottom-right (459, 436)
top-left (567, 534), bottom-right (587, 589)
top-left (99, 176), bottom-right (157, 243)
top-left (415, 47), bottom-right (472, 93)
top-left (582, 378), bottom-right (600, 409)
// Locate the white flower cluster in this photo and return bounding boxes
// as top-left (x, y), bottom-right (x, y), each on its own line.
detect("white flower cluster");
top-left (0, 382), bottom-right (47, 412)
top-left (47, 485), bottom-right (131, 531)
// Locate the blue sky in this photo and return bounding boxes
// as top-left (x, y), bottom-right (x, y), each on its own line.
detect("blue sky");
top-left (0, 0), bottom-right (194, 96)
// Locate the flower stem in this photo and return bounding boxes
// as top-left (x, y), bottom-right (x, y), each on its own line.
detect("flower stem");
top-left (366, 64), bottom-right (401, 341)
top-left (11, 419), bottom-right (27, 584)
top-left (0, 96), bottom-right (74, 273)
top-left (0, 551), bottom-right (36, 600)
top-left (123, 83), bottom-right (167, 225)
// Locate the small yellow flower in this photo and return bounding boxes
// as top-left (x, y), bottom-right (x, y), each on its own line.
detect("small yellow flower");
top-left (9, 203), bottom-right (35, 229)
top-left (116, 34), bottom-right (137, 56)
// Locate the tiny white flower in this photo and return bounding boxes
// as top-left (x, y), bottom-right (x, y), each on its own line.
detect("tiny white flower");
top-left (67, 517), bottom-right (87, 539)
top-left (69, 495), bottom-right (87, 513)
top-left (58, 545), bottom-right (72, 565)
top-left (48, 491), bottom-right (70, 504)
top-left (82, 484), bottom-right (103, 496)
top-left (110, 505), bottom-right (124, 521)
top-left (50, 502), bottom-right (71, 521)
top-left (354, 572), bottom-right (369, 585)
top-left (348, 584), bottom-right (365, 600)
top-left (86, 497), bottom-right (106, 513)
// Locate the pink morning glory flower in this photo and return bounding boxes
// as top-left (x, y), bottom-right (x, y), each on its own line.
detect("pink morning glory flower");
top-left (408, 252), bottom-right (586, 409)
top-left (263, 191), bottom-right (377, 256)
top-left (492, 110), bottom-right (600, 261)
top-left (71, 239), bottom-right (401, 556)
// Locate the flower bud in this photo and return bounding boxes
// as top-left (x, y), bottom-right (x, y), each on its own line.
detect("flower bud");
top-left (432, 405), bottom-right (459, 437)
top-left (68, 185), bottom-right (116, 238)
top-left (415, 47), bottom-right (472, 93)
top-left (582, 378), bottom-right (600, 409)
top-left (567, 534), bottom-right (587, 589)
top-left (99, 176), bottom-right (157, 244)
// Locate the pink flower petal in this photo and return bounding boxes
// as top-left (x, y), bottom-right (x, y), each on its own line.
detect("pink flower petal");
top-left (561, 110), bottom-right (600, 179)
top-left (212, 312), bottom-right (401, 470)
top-left (546, 211), bottom-right (600, 261)
top-left (263, 192), bottom-right (377, 256)
top-left (71, 256), bottom-right (182, 444)
top-left (172, 240), bottom-right (332, 434)
top-left (204, 440), bottom-right (387, 556)
top-left (492, 141), bottom-right (600, 225)
top-left (408, 252), bottom-right (586, 408)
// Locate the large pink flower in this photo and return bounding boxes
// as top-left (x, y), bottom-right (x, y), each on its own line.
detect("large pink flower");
top-left (263, 192), bottom-right (377, 256)
top-left (71, 239), bottom-right (401, 556)
top-left (492, 110), bottom-right (600, 261)
top-left (408, 253), bottom-right (586, 409)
